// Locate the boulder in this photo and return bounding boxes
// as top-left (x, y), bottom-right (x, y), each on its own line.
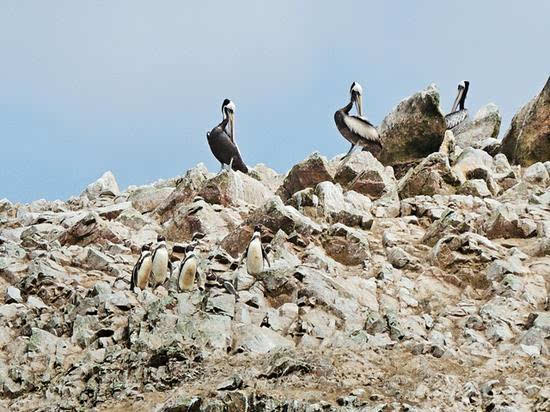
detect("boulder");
top-left (314, 181), bottom-right (373, 228)
top-left (483, 206), bottom-right (525, 239)
top-left (453, 103), bottom-right (501, 149)
top-left (129, 187), bottom-right (174, 213)
top-left (523, 162), bottom-right (549, 186)
top-left (322, 223), bottom-right (370, 265)
top-left (334, 151), bottom-right (396, 200)
top-left (233, 324), bottom-right (294, 354)
top-left (154, 163), bottom-right (211, 221)
top-left (199, 169), bottom-right (272, 207)
top-left (500, 77), bottom-right (550, 166)
top-left (457, 179), bottom-right (491, 198)
top-left (398, 152), bottom-right (460, 198)
top-left (276, 152), bottom-right (333, 201)
top-left (375, 84), bottom-right (446, 168)
top-left (81, 171), bottom-right (120, 200)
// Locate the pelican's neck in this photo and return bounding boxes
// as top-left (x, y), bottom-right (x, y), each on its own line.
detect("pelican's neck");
top-left (341, 100), bottom-right (353, 114)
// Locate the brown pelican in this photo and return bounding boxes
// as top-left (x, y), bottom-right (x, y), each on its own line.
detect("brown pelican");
top-left (207, 99), bottom-right (248, 173)
top-left (334, 82), bottom-right (382, 159)
top-left (445, 81), bottom-right (470, 129)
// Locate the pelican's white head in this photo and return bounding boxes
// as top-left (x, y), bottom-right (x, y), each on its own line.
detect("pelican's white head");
top-left (349, 82), bottom-right (364, 117)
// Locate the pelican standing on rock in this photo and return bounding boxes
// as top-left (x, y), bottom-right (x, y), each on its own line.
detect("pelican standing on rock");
top-left (334, 82), bottom-right (382, 159)
top-left (445, 81), bottom-right (470, 129)
top-left (207, 99), bottom-right (248, 173)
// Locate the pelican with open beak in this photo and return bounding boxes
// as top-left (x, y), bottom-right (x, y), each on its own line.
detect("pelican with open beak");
top-left (206, 99), bottom-right (248, 173)
top-left (334, 82), bottom-right (382, 159)
top-left (445, 80), bottom-right (470, 129)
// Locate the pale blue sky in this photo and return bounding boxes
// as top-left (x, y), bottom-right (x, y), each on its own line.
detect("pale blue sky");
top-left (1, 1), bottom-right (549, 202)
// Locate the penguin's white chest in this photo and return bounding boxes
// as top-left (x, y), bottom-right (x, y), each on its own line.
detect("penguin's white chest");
top-left (136, 256), bottom-right (153, 290)
top-left (178, 257), bottom-right (197, 291)
top-left (152, 248), bottom-right (169, 285)
top-left (246, 238), bottom-right (263, 275)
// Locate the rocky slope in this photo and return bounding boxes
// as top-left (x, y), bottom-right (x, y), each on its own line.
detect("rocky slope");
top-left (1, 84), bottom-right (549, 411)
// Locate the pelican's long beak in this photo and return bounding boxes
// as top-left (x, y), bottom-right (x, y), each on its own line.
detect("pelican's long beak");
top-left (451, 87), bottom-right (464, 113)
top-left (354, 93), bottom-right (363, 117)
top-left (228, 111), bottom-right (235, 142)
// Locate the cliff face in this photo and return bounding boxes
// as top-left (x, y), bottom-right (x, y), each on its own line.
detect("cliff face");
top-left (1, 87), bottom-right (550, 411)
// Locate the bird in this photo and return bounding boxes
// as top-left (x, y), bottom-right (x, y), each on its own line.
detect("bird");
top-left (334, 82), bottom-right (382, 159)
top-left (242, 225), bottom-right (271, 275)
top-left (207, 99), bottom-right (248, 173)
top-left (130, 244), bottom-right (153, 291)
top-left (445, 81), bottom-right (470, 130)
top-left (176, 244), bottom-right (200, 292)
top-left (150, 235), bottom-right (170, 288)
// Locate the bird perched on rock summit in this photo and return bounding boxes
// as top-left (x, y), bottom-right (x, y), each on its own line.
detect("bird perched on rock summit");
top-left (207, 99), bottom-right (248, 173)
top-left (334, 82), bottom-right (382, 159)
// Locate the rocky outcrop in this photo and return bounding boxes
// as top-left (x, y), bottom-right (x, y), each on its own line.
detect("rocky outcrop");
top-left (1, 125), bottom-right (550, 411)
top-left (375, 84), bottom-right (447, 171)
top-left (500, 76), bottom-right (550, 166)
top-left (276, 152), bottom-right (333, 201)
top-left (81, 171), bottom-right (120, 200)
top-left (453, 103), bottom-right (501, 149)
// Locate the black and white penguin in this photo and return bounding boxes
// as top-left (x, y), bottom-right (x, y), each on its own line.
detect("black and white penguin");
top-left (244, 225), bottom-right (271, 275)
top-left (151, 235), bottom-right (170, 288)
top-left (130, 244), bottom-right (153, 291)
top-left (177, 244), bottom-right (200, 292)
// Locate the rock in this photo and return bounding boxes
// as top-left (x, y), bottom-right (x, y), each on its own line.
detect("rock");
top-left (334, 151), bottom-right (396, 200)
top-left (376, 84), bottom-right (446, 169)
top-left (457, 179), bottom-right (491, 197)
top-left (439, 130), bottom-right (456, 157)
top-left (233, 324), bottom-right (294, 354)
top-left (452, 148), bottom-right (495, 184)
top-left (484, 206), bottom-right (525, 239)
top-left (322, 224), bottom-right (370, 265)
top-left (314, 181), bottom-right (373, 228)
top-left (253, 196), bottom-right (322, 237)
top-left (478, 138), bottom-right (502, 157)
top-left (398, 152), bottom-right (460, 198)
top-left (199, 169), bottom-right (272, 207)
top-left (81, 171), bottom-right (120, 200)
top-left (276, 152), bottom-right (333, 201)
top-left (154, 163), bottom-right (211, 221)
top-left (453, 103), bottom-right (501, 149)
top-left (129, 187), bottom-right (174, 213)
top-left (523, 162), bottom-right (550, 186)
top-left (386, 247), bottom-right (414, 269)
top-left (500, 76), bottom-right (550, 166)
top-left (5, 286), bottom-right (22, 304)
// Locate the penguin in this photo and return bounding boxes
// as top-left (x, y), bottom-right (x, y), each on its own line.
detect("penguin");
top-left (150, 235), bottom-right (170, 288)
top-left (177, 244), bottom-right (200, 292)
top-left (243, 225), bottom-right (271, 275)
top-left (130, 244), bottom-right (153, 291)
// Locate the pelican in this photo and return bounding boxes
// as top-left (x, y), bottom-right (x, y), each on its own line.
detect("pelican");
top-left (445, 81), bottom-right (470, 129)
top-left (334, 82), bottom-right (382, 159)
top-left (207, 99), bottom-right (248, 173)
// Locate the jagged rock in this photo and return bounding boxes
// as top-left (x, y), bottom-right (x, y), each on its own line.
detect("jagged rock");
top-left (484, 206), bottom-right (525, 239)
top-left (154, 163), bottom-right (211, 221)
top-left (322, 223), bottom-right (370, 265)
top-left (334, 151), bottom-right (396, 200)
top-left (233, 324), bottom-right (294, 354)
top-left (5, 286), bottom-right (22, 304)
top-left (252, 196), bottom-right (321, 237)
top-left (376, 84), bottom-right (446, 170)
top-left (439, 130), bottom-right (456, 157)
top-left (398, 152), bottom-right (460, 198)
top-left (523, 162), bottom-right (550, 186)
top-left (81, 171), bottom-right (120, 200)
top-left (199, 169), bottom-right (272, 207)
top-left (478, 138), bottom-right (502, 156)
top-left (453, 103), bottom-right (501, 149)
top-left (314, 181), bottom-right (373, 228)
top-left (501, 77), bottom-right (550, 166)
top-left (129, 187), bottom-right (174, 213)
top-left (248, 163), bottom-right (283, 192)
top-left (276, 152), bottom-right (333, 201)
top-left (457, 179), bottom-right (491, 197)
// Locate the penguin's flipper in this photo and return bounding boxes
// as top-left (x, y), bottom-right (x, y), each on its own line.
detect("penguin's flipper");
top-left (262, 245), bottom-right (271, 268)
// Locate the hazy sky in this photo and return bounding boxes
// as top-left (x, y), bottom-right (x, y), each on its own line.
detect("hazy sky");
top-left (2, 1), bottom-right (549, 203)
